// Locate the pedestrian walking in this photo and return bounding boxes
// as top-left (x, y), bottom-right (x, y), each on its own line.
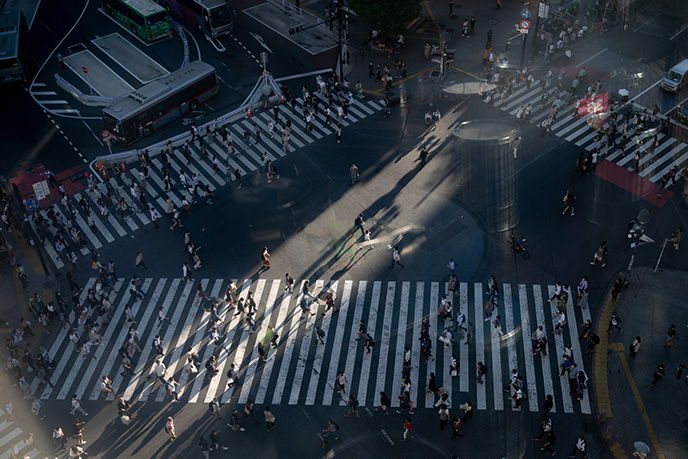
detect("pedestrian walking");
top-left (182, 262), bottom-right (192, 281)
top-left (261, 247), bottom-right (271, 268)
top-left (198, 437), bottom-right (211, 458)
top-left (418, 148), bottom-right (429, 168)
top-left (229, 409), bottom-right (245, 432)
top-left (322, 419), bottom-right (340, 447)
top-left (590, 241), bottom-right (608, 267)
top-left (284, 273), bottom-right (295, 293)
top-left (562, 190), bottom-right (576, 216)
top-left (164, 416), bottom-right (177, 441)
top-left (438, 404), bottom-right (450, 430)
top-left (650, 364), bottom-right (665, 387)
top-left (668, 228), bottom-right (683, 250)
top-left (374, 392), bottom-right (393, 419)
top-left (534, 417), bottom-right (552, 440)
top-left (353, 213), bottom-right (366, 238)
top-left (511, 137), bottom-right (521, 159)
top-left (345, 395), bottom-right (360, 417)
top-left (476, 361), bottom-right (488, 384)
top-left (157, 307), bottom-right (173, 326)
top-left (569, 436), bottom-right (588, 457)
top-left (360, 229), bottom-right (374, 249)
top-left (52, 426), bottom-right (67, 449)
top-left (606, 311), bottom-right (623, 333)
top-left (264, 406), bottom-right (276, 431)
top-left (541, 430), bottom-right (557, 455)
top-left (450, 416), bottom-right (464, 438)
top-left (461, 401), bottom-right (473, 422)
top-left (349, 164), bottom-right (359, 184)
top-left (401, 418), bottom-right (413, 441)
top-left (167, 377), bottom-right (180, 401)
top-left (664, 324), bottom-right (676, 347)
top-left (100, 376), bottom-right (114, 398)
top-left (389, 246), bottom-right (404, 270)
top-left (69, 395), bottom-right (88, 416)
top-left (335, 372), bottom-right (348, 395)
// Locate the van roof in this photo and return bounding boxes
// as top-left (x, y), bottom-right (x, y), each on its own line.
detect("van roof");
top-left (669, 59), bottom-right (688, 74)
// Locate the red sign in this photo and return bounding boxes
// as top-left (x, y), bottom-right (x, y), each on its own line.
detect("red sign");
top-left (520, 20), bottom-right (530, 29)
top-left (82, 66), bottom-right (88, 74)
top-left (101, 130), bottom-right (110, 139)
top-left (576, 91), bottom-right (609, 118)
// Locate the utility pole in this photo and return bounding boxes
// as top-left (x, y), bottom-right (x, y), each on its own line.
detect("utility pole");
top-left (337, 0), bottom-right (344, 81)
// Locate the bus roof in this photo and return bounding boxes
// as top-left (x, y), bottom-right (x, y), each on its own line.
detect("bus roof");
top-left (103, 61), bottom-right (216, 119)
top-left (122, 0), bottom-right (168, 16)
top-left (0, 11), bottom-right (22, 61)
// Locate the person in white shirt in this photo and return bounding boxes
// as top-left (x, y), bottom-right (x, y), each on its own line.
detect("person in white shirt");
top-left (439, 328), bottom-right (453, 346)
top-left (70, 395), bottom-right (88, 416)
top-left (152, 360), bottom-right (167, 385)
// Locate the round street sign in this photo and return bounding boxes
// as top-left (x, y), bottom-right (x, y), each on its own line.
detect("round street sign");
top-left (544, 32), bottom-right (552, 40)
top-left (82, 66), bottom-right (88, 74)
top-left (520, 20), bottom-right (531, 29)
top-left (521, 9), bottom-right (531, 19)
top-left (26, 198), bottom-right (39, 210)
top-left (101, 129), bottom-right (110, 139)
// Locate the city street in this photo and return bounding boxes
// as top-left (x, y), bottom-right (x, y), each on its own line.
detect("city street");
top-left (1, 0), bottom-right (688, 458)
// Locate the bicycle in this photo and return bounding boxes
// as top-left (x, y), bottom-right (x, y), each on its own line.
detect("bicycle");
top-left (507, 234), bottom-right (530, 259)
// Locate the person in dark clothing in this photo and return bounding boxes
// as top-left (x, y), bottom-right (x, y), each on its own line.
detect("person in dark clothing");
top-left (650, 364), bottom-right (665, 387)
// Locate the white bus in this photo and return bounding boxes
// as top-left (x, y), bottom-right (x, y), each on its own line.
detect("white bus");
top-left (103, 61), bottom-right (219, 145)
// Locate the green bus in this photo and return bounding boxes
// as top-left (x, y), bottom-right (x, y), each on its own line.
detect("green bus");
top-left (102, 0), bottom-right (172, 42)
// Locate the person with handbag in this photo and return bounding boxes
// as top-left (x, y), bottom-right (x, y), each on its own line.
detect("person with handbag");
top-left (450, 355), bottom-right (459, 376)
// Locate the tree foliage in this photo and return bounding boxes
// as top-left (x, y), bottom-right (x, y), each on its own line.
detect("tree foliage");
top-left (348, 0), bottom-right (421, 35)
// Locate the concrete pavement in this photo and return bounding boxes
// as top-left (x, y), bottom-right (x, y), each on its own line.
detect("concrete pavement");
top-left (590, 266), bottom-right (688, 459)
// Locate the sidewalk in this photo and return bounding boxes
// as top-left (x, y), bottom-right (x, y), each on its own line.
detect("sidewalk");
top-left (590, 267), bottom-right (687, 459)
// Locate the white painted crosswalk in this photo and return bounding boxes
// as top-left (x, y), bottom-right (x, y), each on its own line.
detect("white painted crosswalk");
top-left (28, 278), bottom-right (593, 415)
top-left (0, 408), bottom-right (40, 459)
top-left (490, 78), bottom-right (687, 181)
top-left (30, 97), bottom-right (384, 270)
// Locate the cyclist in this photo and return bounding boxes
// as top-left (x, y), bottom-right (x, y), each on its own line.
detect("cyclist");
top-left (514, 236), bottom-right (527, 253)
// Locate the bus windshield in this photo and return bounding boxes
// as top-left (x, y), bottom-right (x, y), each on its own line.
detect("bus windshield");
top-left (148, 11), bottom-right (168, 26)
top-left (209, 5), bottom-right (232, 29)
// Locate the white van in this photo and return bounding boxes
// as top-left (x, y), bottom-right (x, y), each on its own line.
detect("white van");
top-left (660, 59), bottom-right (688, 93)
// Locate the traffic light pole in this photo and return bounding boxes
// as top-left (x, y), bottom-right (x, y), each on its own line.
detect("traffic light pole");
top-left (520, 32), bottom-right (528, 67)
top-left (337, 0), bottom-right (343, 81)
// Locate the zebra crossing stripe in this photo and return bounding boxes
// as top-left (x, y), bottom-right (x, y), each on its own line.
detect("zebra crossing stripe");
top-left (474, 283), bottom-right (486, 410)
top-left (357, 281), bottom-right (381, 406)
top-left (503, 284), bottom-right (520, 411)
top-left (288, 279), bottom-right (324, 405)
top-left (58, 280), bottom-right (139, 400)
top-left (123, 279), bottom-right (179, 400)
top-left (489, 294), bottom-right (504, 411)
top-left (547, 285), bottom-right (574, 413)
top-left (518, 284), bottom-right (539, 412)
top-left (251, 114), bottom-right (287, 158)
top-left (170, 279), bottom-right (211, 396)
top-left (323, 280), bottom-right (353, 406)
top-left (564, 288), bottom-right (591, 414)
top-left (533, 285), bottom-right (556, 413)
top-left (204, 280), bottom-right (242, 403)
top-left (424, 282), bottom-right (438, 408)
top-left (222, 279), bottom-right (256, 404)
top-left (374, 282), bottom-right (395, 408)
top-left (409, 282), bottom-right (423, 408)
top-left (441, 283), bottom-right (452, 408)
top-left (237, 279), bottom-right (269, 405)
top-left (390, 282), bottom-right (410, 408)
top-left (104, 279), bottom-right (167, 401)
top-left (305, 281), bottom-right (336, 405)
top-left (75, 279), bottom-right (136, 400)
top-left (649, 144), bottom-right (688, 182)
top-left (459, 282), bottom-right (469, 393)
top-left (254, 280), bottom-right (288, 405)
top-left (341, 281), bottom-right (367, 406)
top-left (36, 279), bottom-right (96, 397)
top-left (177, 280), bottom-right (217, 403)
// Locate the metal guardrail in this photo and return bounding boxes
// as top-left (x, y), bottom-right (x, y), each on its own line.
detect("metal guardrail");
top-left (273, 0), bottom-right (301, 16)
top-left (89, 74), bottom-right (283, 178)
top-left (54, 74), bottom-right (124, 107)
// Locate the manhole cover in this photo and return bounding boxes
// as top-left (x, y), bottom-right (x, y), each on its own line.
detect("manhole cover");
top-left (430, 70), bottom-right (440, 78)
top-left (488, 19), bottom-right (499, 25)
